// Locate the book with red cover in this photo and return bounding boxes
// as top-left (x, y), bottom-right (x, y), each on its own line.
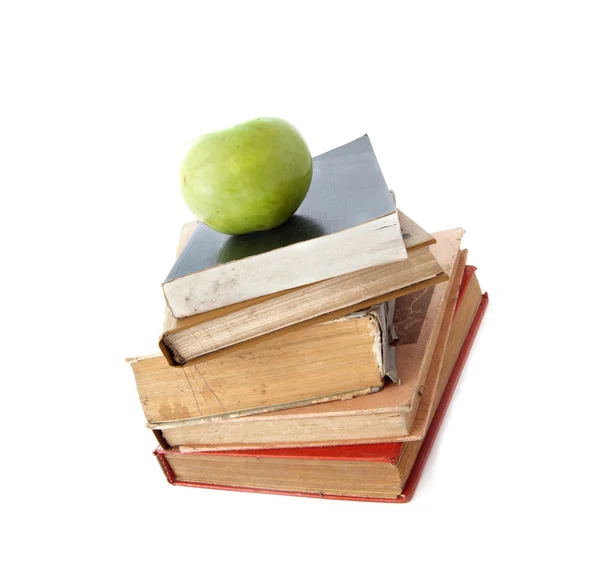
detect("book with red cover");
top-left (153, 290), bottom-right (487, 502)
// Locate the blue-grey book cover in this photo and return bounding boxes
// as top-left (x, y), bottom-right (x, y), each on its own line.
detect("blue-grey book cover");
top-left (165, 135), bottom-right (396, 283)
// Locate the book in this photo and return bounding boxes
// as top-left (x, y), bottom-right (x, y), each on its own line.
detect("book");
top-left (153, 288), bottom-right (488, 502)
top-left (163, 135), bottom-right (408, 320)
top-left (128, 300), bottom-right (397, 426)
top-left (152, 228), bottom-right (466, 449)
top-left (160, 210), bottom-right (446, 365)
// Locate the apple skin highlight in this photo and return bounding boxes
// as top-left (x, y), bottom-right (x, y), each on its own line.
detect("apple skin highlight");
top-left (180, 118), bottom-right (313, 235)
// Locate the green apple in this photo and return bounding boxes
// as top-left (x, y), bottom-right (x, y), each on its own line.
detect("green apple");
top-left (180, 117), bottom-right (313, 235)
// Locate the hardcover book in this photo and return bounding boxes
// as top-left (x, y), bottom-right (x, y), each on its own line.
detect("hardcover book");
top-left (152, 229), bottom-right (467, 450)
top-left (160, 210), bottom-right (445, 365)
top-left (129, 300), bottom-right (397, 426)
top-left (153, 289), bottom-right (488, 502)
top-left (163, 135), bottom-right (408, 319)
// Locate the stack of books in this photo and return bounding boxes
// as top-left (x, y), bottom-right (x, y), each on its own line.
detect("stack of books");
top-left (128, 135), bottom-right (487, 502)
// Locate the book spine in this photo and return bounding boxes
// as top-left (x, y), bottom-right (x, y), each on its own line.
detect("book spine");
top-left (154, 450), bottom-right (176, 484)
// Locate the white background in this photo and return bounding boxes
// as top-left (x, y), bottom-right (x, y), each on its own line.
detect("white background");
top-left (1, 2), bottom-right (599, 576)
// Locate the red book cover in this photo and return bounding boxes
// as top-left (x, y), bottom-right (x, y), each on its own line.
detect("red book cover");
top-left (154, 289), bottom-right (487, 502)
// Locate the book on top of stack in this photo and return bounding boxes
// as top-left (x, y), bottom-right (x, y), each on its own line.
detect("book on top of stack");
top-left (127, 134), bottom-right (487, 502)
